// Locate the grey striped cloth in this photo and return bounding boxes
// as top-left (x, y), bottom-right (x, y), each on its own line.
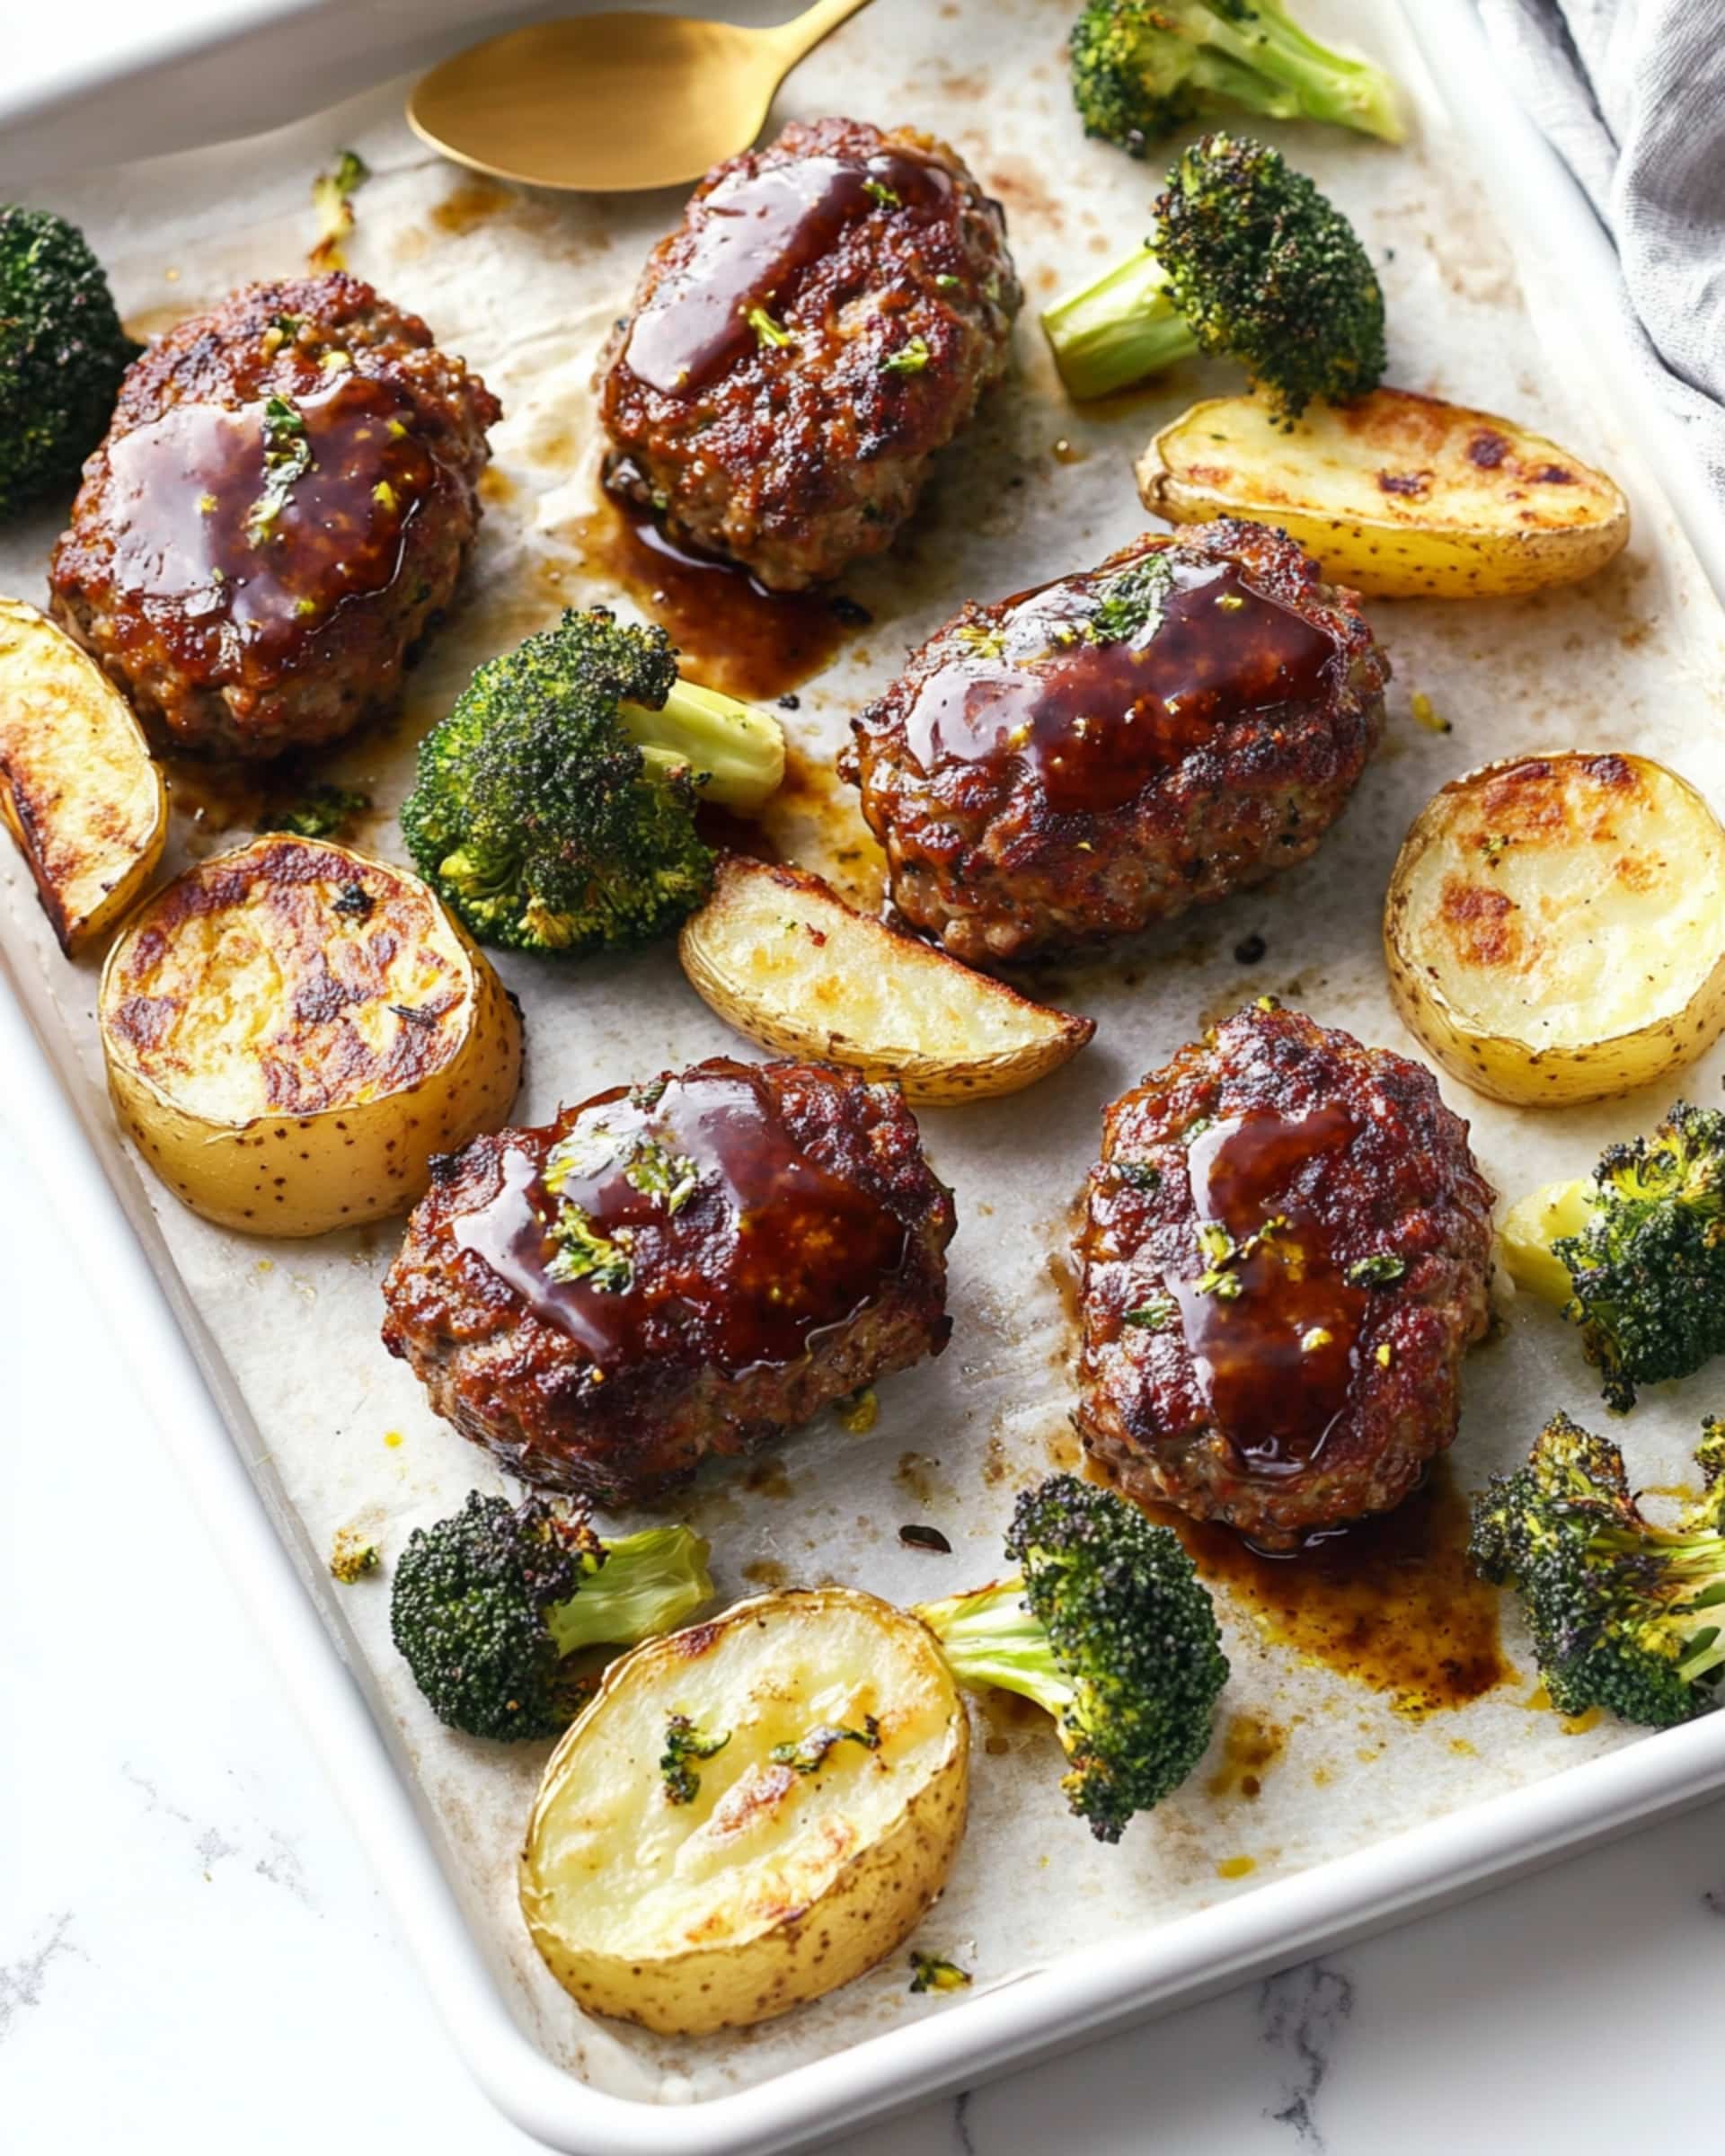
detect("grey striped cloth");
top-left (1478, 0), bottom-right (1725, 503)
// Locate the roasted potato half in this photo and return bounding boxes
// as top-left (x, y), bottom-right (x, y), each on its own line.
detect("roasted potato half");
top-left (1138, 389), bottom-right (1629, 599)
top-left (99, 835), bottom-right (523, 1234)
top-left (678, 853), bottom-right (1094, 1104)
top-left (0, 596), bottom-right (166, 953)
top-left (520, 1586), bottom-right (969, 2035)
top-left (1384, 751), bottom-right (1725, 1107)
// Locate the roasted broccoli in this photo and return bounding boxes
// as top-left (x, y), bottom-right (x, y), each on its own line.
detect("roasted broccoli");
top-left (399, 607), bottom-right (784, 957)
top-left (389, 1489), bottom-right (714, 1739)
top-left (1470, 1413), bottom-right (1725, 1728)
top-left (1070, 0), bottom-right (1402, 156)
top-left (261, 783), bottom-right (372, 841)
top-left (1042, 132), bottom-right (1384, 411)
top-left (309, 149), bottom-right (370, 271)
top-left (916, 1474), bottom-right (1228, 1842)
top-left (0, 206), bottom-right (136, 520)
top-left (1499, 1100), bottom-right (1725, 1412)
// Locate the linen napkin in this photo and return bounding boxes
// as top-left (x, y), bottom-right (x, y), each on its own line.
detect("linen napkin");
top-left (1477, 0), bottom-right (1725, 504)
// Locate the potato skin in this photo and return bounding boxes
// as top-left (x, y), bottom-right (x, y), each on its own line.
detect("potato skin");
top-left (100, 835), bottom-right (522, 1234)
top-left (677, 854), bottom-right (1094, 1104)
top-left (520, 1588), bottom-right (969, 2035)
top-left (0, 596), bottom-right (166, 954)
top-left (1139, 389), bottom-right (1629, 600)
top-left (1384, 751), bottom-right (1725, 1106)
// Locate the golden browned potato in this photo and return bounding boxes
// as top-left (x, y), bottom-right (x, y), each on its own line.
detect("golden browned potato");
top-left (1138, 389), bottom-right (1629, 599)
top-left (678, 853), bottom-right (1094, 1104)
top-left (520, 1587), bottom-right (969, 2035)
top-left (1384, 751), bottom-right (1725, 1106)
top-left (0, 596), bottom-right (166, 953)
top-left (99, 835), bottom-right (523, 1234)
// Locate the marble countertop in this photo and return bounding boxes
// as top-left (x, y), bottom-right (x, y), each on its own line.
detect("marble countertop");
top-left (6, 1109), bottom-right (1725, 2153)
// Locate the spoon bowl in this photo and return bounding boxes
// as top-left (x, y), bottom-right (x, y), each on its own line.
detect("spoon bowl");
top-left (408, 1), bottom-right (874, 195)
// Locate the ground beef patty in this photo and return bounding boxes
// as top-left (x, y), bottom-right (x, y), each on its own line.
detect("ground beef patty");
top-left (50, 272), bottom-right (499, 760)
top-left (841, 520), bottom-right (1390, 969)
top-left (380, 1056), bottom-right (955, 1505)
top-left (597, 116), bottom-right (1020, 591)
top-left (1075, 1003), bottom-right (1495, 1547)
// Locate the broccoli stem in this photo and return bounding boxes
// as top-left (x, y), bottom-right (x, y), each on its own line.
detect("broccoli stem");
top-left (914, 1576), bottom-right (1074, 1720)
top-left (544, 1525), bottom-right (713, 1658)
top-left (1203, 6), bottom-right (1402, 144)
top-left (619, 678), bottom-right (786, 814)
top-left (1498, 1179), bottom-right (1595, 1306)
top-left (1041, 245), bottom-right (1199, 402)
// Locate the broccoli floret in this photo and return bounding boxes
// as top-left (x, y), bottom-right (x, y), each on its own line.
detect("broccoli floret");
top-left (261, 783), bottom-right (371, 841)
top-left (916, 1474), bottom-right (1228, 1841)
top-left (328, 1525), bottom-right (381, 1583)
top-left (0, 206), bottom-right (136, 521)
top-left (309, 149), bottom-right (370, 272)
top-left (1042, 133), bottom-right (1384, 413)
top-left (389, 1490), bottom-right (714, 1739)
top-left (1499, 1100), bottom-right (1725, 1412)
top-left (1470, 1413), bottom-right (1725, 1728)
top-left (399, 606), bottom-right (784, 957)
top-left (1070, 0), bottom-right (1402, 157)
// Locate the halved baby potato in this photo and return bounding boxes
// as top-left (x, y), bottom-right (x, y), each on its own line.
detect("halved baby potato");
top-left (0, 596), bottom-right (166, 953)
top-left (99, 835), bottom-right (523, 1234)
top-left (1137, 388), bottom-right (1629, 599)
top-left (520, 1587), bottom-right (969, 2035)
top-left (1384, 751), bottom-right (1725, 1106)
top-left (678, 853), bottom-right (1095, 1104)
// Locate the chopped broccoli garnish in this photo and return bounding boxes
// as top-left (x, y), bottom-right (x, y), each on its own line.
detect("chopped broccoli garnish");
top-left (399, 606), bottom-right (785, 958)
top-left (1086, 551), bottom-right (1174, 642)
top-left (328, 1526), bottom-right (380, 1583)
top-left (916, 1474), bottom-right (1227, 1841)
top-left (908, 1950), bottom-right (972, 1994)
top-left (0, 206), bottom-right (136, 520)
top-left (260, 783), bottom-right (371, 840)
top-left (770, 1717), bottom-right (881, 1774)
top-left (1069, 0), bottom-right (1402, 156)
top-left (1042, 132), bottom-right (1384, 414)
top-left (1470, 1413), bottom-right (1725, 1728)
top-left (247, 393), bottom-right (312, 543)
top-left (389, 1491), bottom-right (713, 1739)
top-left (310, 149), bottom-right (370, 270)
top-left (660, 1714), bottom-right (730, 1803)
top-left (1499, 1100), bottom-right (1725, 1411)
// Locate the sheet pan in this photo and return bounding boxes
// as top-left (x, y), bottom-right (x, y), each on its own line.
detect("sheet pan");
top-left (6, 2), bottom-right (1725, 2147)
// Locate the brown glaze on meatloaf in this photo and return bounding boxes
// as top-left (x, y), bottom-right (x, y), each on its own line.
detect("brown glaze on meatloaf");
top-left (1075, 1003), bottom-right (1495, 1548)
top-left (841, 520), bottom-right (1390, 969)
top-left (380, 1056), bottom-right (955, 1505)
top-left (50, 273), bottom-right (499, 760)
top-left (597, 117), bottom-right (1020, 591)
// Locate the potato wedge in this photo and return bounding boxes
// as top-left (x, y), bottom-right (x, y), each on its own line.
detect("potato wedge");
top-left (678, 853), bottom-right (1094, 1103)
top-left (0, 596), bottom-right (166, 953)
top-left (100, 835), bottom-right (523, 1234)
top-left (520, 1586), bottom-right (969, 2035)
top-left (1384, 751), bottom-right (1725, 1106)
top-left (1138, 389), bottom-right (1629, 599)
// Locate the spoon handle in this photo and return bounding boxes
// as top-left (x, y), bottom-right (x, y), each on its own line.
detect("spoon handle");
top-left (765, 0), bottom-right (877, 68)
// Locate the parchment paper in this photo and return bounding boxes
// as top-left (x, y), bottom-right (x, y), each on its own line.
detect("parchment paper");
top-left (6, 0), bottom-right (1725, 2104)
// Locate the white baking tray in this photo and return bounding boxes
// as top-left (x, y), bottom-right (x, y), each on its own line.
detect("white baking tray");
top-left (7, 4), bottom-right (1725, 2150)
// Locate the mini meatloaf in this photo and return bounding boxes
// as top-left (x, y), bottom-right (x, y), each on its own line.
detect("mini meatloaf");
top-left (597, 116), bottom-right (1020, 590)
top-left (380, 1056), bottom-right (955, 1504)
top-left (50, 272), bottom-right (500, 760)
top-left (841, 520), bottom-right (1390, 968)
top-left (1075, 1003), bottom-right (1495, 1548)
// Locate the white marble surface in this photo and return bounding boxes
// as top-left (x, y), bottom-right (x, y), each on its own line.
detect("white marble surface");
top-left (5, 1094), bottom-right (1725, 2154)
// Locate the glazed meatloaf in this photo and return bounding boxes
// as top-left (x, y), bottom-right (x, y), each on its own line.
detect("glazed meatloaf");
top-left (1075, 1003), bottom-right (1496, 1548)
top-left (50, 272), bottom-right (499, 759)
top-left (597, 116), bottom-right (1020, 590)
top-left (380, 1056), bottom-right (955, 1505)
top-left (842, 519), bottom-right (1390, 968)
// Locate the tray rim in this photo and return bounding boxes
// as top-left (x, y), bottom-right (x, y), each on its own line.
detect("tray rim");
top-left (7, 4), bottom-right (1725, 2150)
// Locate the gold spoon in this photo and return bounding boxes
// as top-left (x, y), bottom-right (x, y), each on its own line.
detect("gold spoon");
top-left (407, 0), bottom-right (877, 195)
